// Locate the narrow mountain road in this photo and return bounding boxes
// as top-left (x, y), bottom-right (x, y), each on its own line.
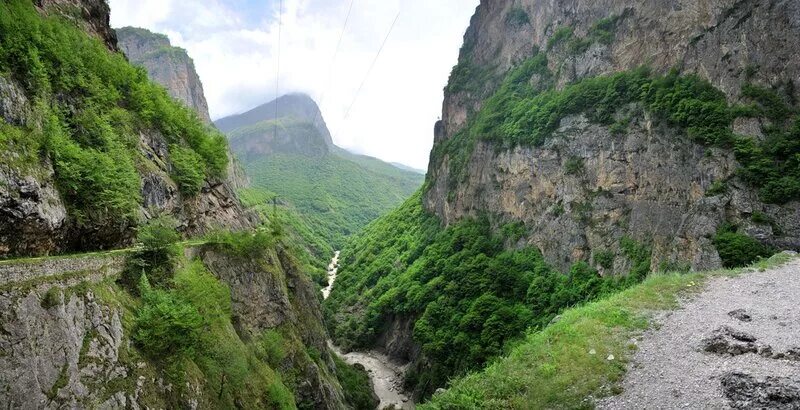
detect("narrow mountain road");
top-left (322, 252), bottom-right (414, 409)
top-left (599, 256), bottom-right (800, 409)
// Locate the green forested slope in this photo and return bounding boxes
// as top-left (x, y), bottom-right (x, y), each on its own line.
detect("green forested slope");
top-left (0, 0), bottom-right (227, 249)
top-left (324, 192), bottom-right (652, 398)
top-left (219, 95), bottom-right (424, 250)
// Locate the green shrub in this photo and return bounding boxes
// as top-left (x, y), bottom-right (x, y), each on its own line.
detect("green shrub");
top-left (564, 156), bottom-right (584, 175)
top-left (170, 145), bottom-right (206, 195)
top-left (751, 211), bottom-right (770, 225)
top-left (254, 330), bottom-right (288, 368)
top-left (120, 216), bottom-right (180, 292)
top-left (40, 287), bottom-right (62, 309)
top-left (594, 250), bottom-right (614, 269)
top-left (547, 27), bottom-right (574, 50)
top-left (205, 228), bottom-right (277, 259)
top-left (620, 236), bottom-right (652, 280)
top-left (133, 274), bottom-right (205, 358)
top-left (505, 8), bottom-right (530, 27)
top-left (138, 215), bottom-right (180, 250)
top-left (713, 224), bottom-right (773, 268)
top-left (705, 180), bottom-right (728, 196)
top-left (333, 355), bottom-right (379, 410)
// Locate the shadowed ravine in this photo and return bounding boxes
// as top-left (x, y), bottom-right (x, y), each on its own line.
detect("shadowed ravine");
top-left (323, 252), bottom-right (414, 409)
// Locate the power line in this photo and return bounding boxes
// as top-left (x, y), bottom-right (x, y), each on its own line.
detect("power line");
top-left (342, 9), bottom-right (400, 120)
top-left (311, 0), bottom-right (356, 132)
top-left (274, 0), bottom-right (283, 139)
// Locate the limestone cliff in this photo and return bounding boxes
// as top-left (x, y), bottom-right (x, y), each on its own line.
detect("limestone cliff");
top-left (117, 27), bottom-right (211, 123)
top-left (426, 0), bottom-right (800, 274)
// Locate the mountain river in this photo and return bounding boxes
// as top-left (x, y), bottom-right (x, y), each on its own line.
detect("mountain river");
top-left (323, 252), bottom-right (414, 409)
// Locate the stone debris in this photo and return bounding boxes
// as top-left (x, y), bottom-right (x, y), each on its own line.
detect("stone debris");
top-left (728, 309), bottom-right (753, 322)
top-left (721, 372), bottom-right (800, 410)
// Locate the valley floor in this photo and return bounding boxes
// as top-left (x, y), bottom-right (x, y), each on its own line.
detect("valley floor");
top-left (599, 257), bottom-right (800, 409)
top-left (322, 252), bottom-right (414, 409)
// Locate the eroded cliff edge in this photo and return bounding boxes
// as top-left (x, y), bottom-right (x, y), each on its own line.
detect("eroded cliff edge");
top-left (426, 0), bottom-right (800, 274)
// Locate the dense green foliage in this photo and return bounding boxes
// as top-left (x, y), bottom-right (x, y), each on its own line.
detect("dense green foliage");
top-left (131, 259), bottom-right (296, 409)
top-left (238, 188), bottom-right (331, 286)
top-left (332, 355), bottom-right (380, 410)
top-left (242, 151), bottom-right (422, 249)
top-left (713, 223), bottom-right (774, 268)
top-left (422, 254), bottom-right (795, 408)
top-left (432, 47), bottom-right (800, 203)
top-left (325, 193), bottom-right (648, 398)
top-left (0, 0), bottom-right (228, 227)
top-left (120, 216), bottom-right (180, 292)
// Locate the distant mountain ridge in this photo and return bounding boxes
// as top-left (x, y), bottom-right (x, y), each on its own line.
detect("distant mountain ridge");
top-left (216, 93), bottom-right (333, 147)
top-left (217, 94), bottom-right (424, 248)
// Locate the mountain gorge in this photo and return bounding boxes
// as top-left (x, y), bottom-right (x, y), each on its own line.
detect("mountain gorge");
top-left (326, 0), bottom-right (800, 403)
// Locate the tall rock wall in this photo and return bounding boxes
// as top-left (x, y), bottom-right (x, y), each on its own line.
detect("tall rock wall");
top-left (117, 27), bottom-right (211, 123)
top-left (426, 0), bottom-right (800, 273)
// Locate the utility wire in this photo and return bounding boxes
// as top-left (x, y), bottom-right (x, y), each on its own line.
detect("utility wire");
top-left (311, 0), bottom-right (356, 130)
top-left (342, 9), bottom-right (400, 120)
top-left (274, 0), bottom-right (283, 139)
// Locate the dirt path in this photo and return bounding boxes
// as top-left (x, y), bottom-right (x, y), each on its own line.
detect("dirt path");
top-left (322, 252), bottom-right (415, 409)
top-left (599, 256), bottom-right (800, 409)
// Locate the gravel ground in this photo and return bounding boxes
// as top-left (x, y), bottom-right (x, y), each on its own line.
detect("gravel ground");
top-left (599, 256), bottom-right (800, 409)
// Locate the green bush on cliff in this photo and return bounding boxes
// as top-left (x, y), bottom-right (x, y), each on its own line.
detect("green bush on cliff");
top-left (333, 355), bottom-right (380, 410)
top-left (134, 274), bottom-right (205, 358)
top-left (121, 216), bottom-right (181, 292)
top-left (132, 259), bottom-right (296, 409)
top-left (0, 0), bottom-right (229, 226)
top-left (713, 224), bottom-right (773, 268)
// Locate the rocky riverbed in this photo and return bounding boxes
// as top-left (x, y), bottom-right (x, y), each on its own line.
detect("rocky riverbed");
top-left (322, 252), bottom-right (414, 409)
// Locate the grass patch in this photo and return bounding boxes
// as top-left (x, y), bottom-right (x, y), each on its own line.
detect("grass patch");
top-left (422, 253), bottom-right (796, 409)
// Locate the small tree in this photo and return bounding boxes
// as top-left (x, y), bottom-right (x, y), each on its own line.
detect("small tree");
top-left (120, 216), bottom-right (181, 292)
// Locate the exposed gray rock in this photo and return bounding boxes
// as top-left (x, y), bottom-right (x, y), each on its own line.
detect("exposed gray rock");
top-left (117, 27), bottom-right (211, 123)
top-left (428, 0), bottom-right (800, 274)
top-left (0, 76), bottom-right (30, 125)
top-left (721, 372), bottom-right (800, 410)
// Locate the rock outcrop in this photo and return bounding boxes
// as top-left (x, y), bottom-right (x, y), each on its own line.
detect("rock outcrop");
top-left (117, 27), bottom-right (211, 123)
top-left (426, 0), bottom-right (800, 273)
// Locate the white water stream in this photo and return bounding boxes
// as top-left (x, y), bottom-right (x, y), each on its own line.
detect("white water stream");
top-left (323, 252), bottom-right (414, 409)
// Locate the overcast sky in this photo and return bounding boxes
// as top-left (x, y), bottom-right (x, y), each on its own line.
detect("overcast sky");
top-left (109, 0), bottom-right (479, 170)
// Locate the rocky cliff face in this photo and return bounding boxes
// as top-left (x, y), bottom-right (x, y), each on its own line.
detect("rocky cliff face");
top-left (35, 0), bottom-right (119, 51)
top-left (0, 3), bottom-right (255, 258)
top-left (426, 0), bottom-right (800, 273)
top-left (0, 246), bottom-right (349, 409)
top-left (117, 27), bottom-right (211, 123)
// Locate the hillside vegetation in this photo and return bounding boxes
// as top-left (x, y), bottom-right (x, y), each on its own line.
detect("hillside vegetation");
top-left (219, 94), bottom-right (424, 250)
top-left (325, 192), bottom-right (654, 398)
top-left (0, 0), bottom-right (227, 245)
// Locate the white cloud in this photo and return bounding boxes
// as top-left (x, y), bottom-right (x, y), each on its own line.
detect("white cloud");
top-left (109, 0), bottom-right (478, 169)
